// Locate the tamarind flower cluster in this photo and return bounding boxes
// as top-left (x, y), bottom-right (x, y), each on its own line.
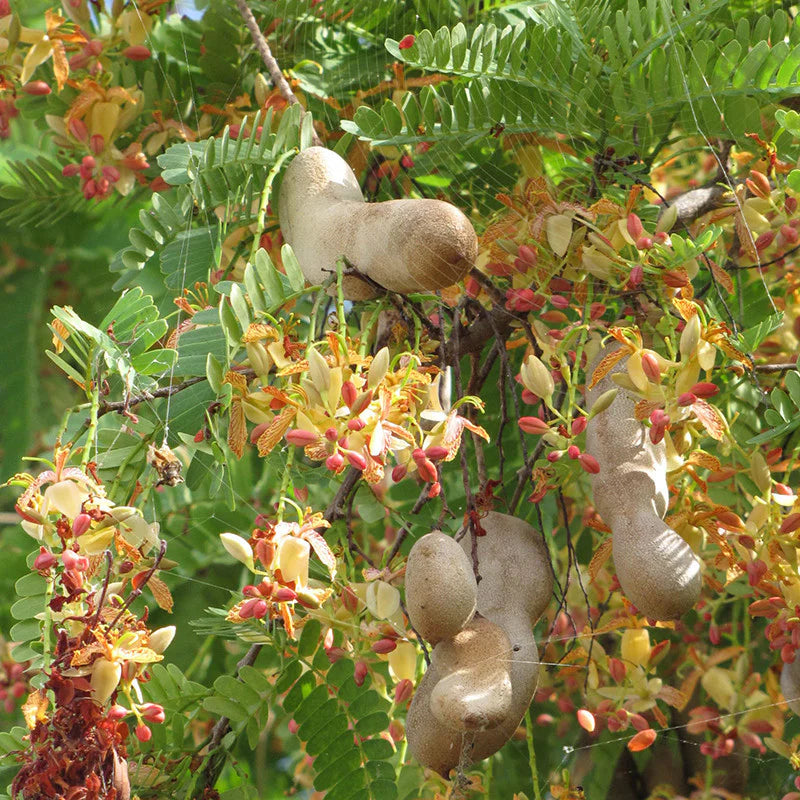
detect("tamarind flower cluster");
top-left (220, 510), bottom-right (335, 638)
top-left (236, 331), bottom-right (488, 492)
top-left (6, 449), bottom-right (175, 799)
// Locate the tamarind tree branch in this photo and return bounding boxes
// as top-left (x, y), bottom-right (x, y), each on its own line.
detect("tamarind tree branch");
top-left (97, 376), bottom-right (206, 418)
top-left (233, 0), bottom-right (323, 147)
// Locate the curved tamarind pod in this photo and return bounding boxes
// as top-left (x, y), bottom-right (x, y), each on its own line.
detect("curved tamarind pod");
top-left (429, 616), bottom-right (513, 731)
top-left (459, 511), bottom-right (552, 759)
top-left (586, 345), bottom-right (702, 620)
top-left (781, 657), bottom-right (800, 716)
top-left (405, 514), bottom-right (553, 776)
top-left (405, 531), bottom-right (478, 645)
top-left (278, 147), bottom-right (477, 300)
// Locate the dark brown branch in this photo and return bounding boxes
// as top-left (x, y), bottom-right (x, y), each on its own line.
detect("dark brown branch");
top-left (233, 0), bottom-right (323, 147)
top-left (323, 466), bottom-right (361, 523)
top-left (754, 362), bottom-right (799, 374)
top-left (97, 376), bottom-right (205, 418)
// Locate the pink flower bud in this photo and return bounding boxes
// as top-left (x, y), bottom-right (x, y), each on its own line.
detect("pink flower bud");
top-left (411, 448), bottom-right (426, 463)
top-left (288, 718), bottom-right (300, 734)
top-left (608, 657), bottom-right (626, 683)
top-left (242, 584), bottom-right (260, 597)
top-left (102, 165), bottom-right (120, 183)
top-left (589, 302), bottom-right (606, 320)
top-left (22, 81), bottom-right (52, 96)
top-left (324, 427), bottom-right (338, 442)
top-left (89, 134), bottom-right (105, 154)
top-left (140, 703), bottom-right (165, 724)
top-left (69, 119), bottom-right (88, 142)
top-left (72, 513), bottom-right (92, 537)
top-left (782, 224), bottom-right (799, 244)
top-left (354, 660), bottom-right (368, 686)
top-left (427, 481), bottom-right (441, 498)
top-left (517, 244), bottom-right (537, 266)
top-left (285, 428), bottom-right (319, 446)
top-left (578, 453), bottom-right (600, 474)
top-left (326, 452), bottom-right (345, 472)
top-left (627, 214), bottom-right (644, 240)
top-left (347, 418), bottom-right (365, 431)
top-left (550, 294), bottom-right (569, 309)
top-left (567, 445), bottom-right (580, 459)
top-left (34, 547), bottom-right (57, 571)
top-left (345, 451), bottom-right (367, 471)
top-left (394, 678), bottom-right (413, 705)
top-left (786, 196), bottom-right (798, 214)
top-left (135, 723), bottom-right (152, 742)
top-left (62, 164), bottom-right (81, 177)
top-left (62, 549), bottom-right (87, 571)
top-left (571, 416), bottom-right (587, 436)
top-left (425, 445), bottom-right (448, 461)
top-left (416, 458), bottom-right (438, 484)
top-left (108, 704), bottom-right (128, 721)
top-left (755, 230), bottom-right (775, 251)
top-left (628, 265), bottom-right (644, 286)
top-left (635, 236), bottom-right (653, 250)
top-left (274, 587), bottom-right (298, 603)
top-left (371, 638), bottom-right (397, 654)
top-left (518, 416), bottom-right (550, 435)
top-left (398, 34), bottom-right (415, 49)
top-left (400, 154), bottom-right (414, 169)
top-left (240, 598), bottom-right (268, 619)
top-left (391, 464), bottom-right (407, 482)
top-left (641, 352), bottom-right (660, 382)
top-left (546, 450), bottom-right (562, 463)
top-left (341, 380), bottom-right (357, 408)
top-left (123, 45), bottom-right (151, 60)
top-left (80, 155), bottom-right (96, 179)
top-left (780, 513), bottom-right (800, 534)
top-left (677, 392), bottom-right (696, 407)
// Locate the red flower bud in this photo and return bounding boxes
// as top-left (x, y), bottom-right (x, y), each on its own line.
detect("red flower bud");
top-left (641, 352), bottom-right (661, 382)
top-left (108, 704), bottom-right (128, 721)
top-left (69, 119), bottom-right (88, 142)
top-left (425, 445), bottom-right (448, 461)
top-left (518, 416), bottom-right (550, 435)
top-left (354, 660), bottom-right (368, 686)
top-left (400, 154), bottom-right (414, 169)
top-left (341, 380), bottom-right (357, 408)
top-left (427, 481), bottom-right (441, 498)
top-left (326, 452), bottom-right (345, 472)
top-left (285, 428), bottom-right (319, 446)
top-left (780, 513), bottom-right (800, 534)
top-left (398, 34), bottom-right (415, 50)
top-left (627, 214), bottom-right (644, 240)
top-left (628, 265), bottom-right (644, 286)
top-left (72, 513), bottom-right (92, 537)
top-left (123, 45), bottom-right (151, 60)
top-left (677, 392), bottom-right (696, 407)
top-left (274, 587), bottom-right (297, 603)
top-left (140, 703), bottom-right (165, 724)
top-left (517, 244), bottom-right (537, 266)
top-left (416, 458), bottom-right (438, 484)
top-left (89, 134), bottom-right (105, 155)
top-left (567, 445), bottom-right (580, 459)
top-left (345, 450), bottom-right (367, 471)
top-left (324, 426), bottom-right (338, 442)
top-left (22, 81), bottom-right (52, 96)
top-left (689, 382), bottom-right (718, 399)
top-left (571, 416), bottom-right (587, 436)
top-left (589, 302), bottom-right (606, 320)
top-left (347, 417), bottom-right (365, 431)
top-left (550, 294), bottom-right (570, 310)
top-left (372, 638), bottom-right (397, 654)
top-left (635, 236), bottom-right (653, 250)
top-left (135, 723), bottom-right (152, 742)
top-left (34, 547), bottom-right (57, 571)
top-left (755, 230), bottom-right (775, 251)
top-left (62, 163), bottom-right (81, 177)
top-left (578, 453), bottom-right (600, 474)
top-left (391, 463), bottom-right (407, 482)
top-left (394, 678), bottom-right (414, 705)
top-left (546, 450), bottom-right (562, 463)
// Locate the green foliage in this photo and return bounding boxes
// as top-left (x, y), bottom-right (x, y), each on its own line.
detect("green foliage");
top-left (748, 368), bottom-right (800, 445)
top-left (342, 2), bottom-right (800, 157)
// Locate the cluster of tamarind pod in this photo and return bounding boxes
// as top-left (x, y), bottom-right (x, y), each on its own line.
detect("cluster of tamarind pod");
top-left (402, 514), bottom-right (553, 775)
top-left (278, 144), bottom-right (800, 774)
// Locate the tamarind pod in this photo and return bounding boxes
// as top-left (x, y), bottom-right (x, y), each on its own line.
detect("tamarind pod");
top-left (405, 532), bottom-right (477, 645)
top-left (586, 345), bottom-right (701, 620)
top-left (781, 657), bottom-right (800, 716)
top-left (278, 147), bottom-right (477, 300)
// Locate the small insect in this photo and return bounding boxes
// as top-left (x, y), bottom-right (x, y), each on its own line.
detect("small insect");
top-left (147, 443), bottom-right (184, 487)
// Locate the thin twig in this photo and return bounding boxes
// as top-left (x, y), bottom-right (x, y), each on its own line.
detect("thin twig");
top-left (323, 467), bottom-right (361, 522)
top-left (233, 0), bottom-right (322, 146)
top-left (97, 376), bottom-right (205, 418)
top-left (108, 539), bottom-right (167, 630)
top-left (198, 642), bottom-right (264, 793)
top-left (754, 362), bottom-right (799, 374)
